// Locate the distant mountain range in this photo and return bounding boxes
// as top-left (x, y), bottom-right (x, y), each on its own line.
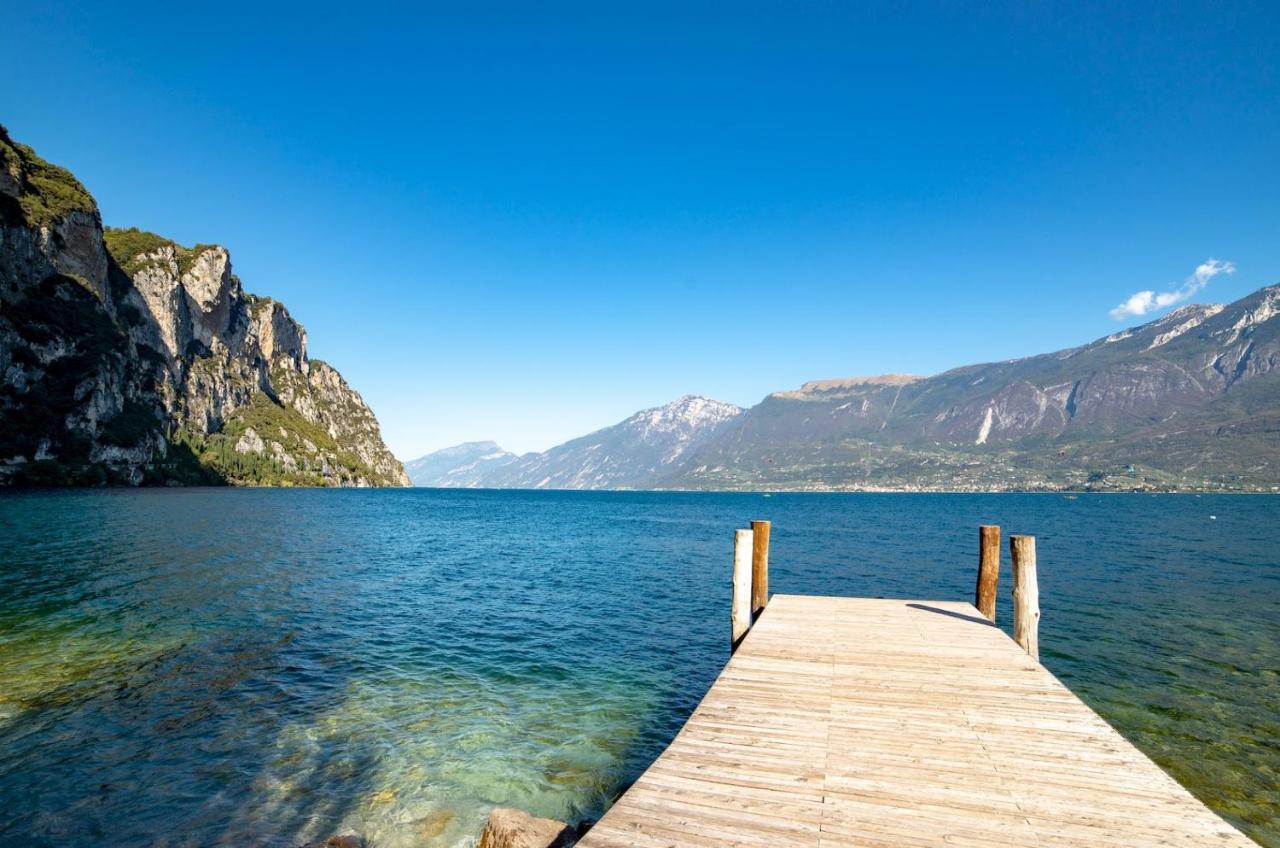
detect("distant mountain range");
top-left (407, 395), bottom-right (743, 488)
top-left (408, 286), bottom-right (1280, 492)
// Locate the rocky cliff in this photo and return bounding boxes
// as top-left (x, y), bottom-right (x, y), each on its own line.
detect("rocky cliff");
top-left (0, 126), bottom-right (408, 487)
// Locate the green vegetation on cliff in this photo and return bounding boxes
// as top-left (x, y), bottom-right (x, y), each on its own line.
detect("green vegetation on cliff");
top-left (175, 393), bottom-right (402, 487)
top-left (103, 227), bottom-right (173, 270)
top-left (0, 125), bottom-right (97, 227)
top-left (103, 227), bottom-right (219, 276)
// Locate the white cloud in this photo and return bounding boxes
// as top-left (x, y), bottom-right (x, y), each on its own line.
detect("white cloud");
top-left (1110, 259), bottom-right (1236, 320)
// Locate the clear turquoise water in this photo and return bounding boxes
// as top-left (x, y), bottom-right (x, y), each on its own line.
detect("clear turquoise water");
top-left (0, 490), bottom-right (1276, 847)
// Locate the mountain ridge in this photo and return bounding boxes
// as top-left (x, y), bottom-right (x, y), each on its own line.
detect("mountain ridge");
top-left (419, 290), bottom-right (1279, 492)
top-left (668, 288), bottom-right (1279, 492)
top-left (409, 395), bottom-right (744, 489)
top-left (404, 441), bottom-right (517, 487)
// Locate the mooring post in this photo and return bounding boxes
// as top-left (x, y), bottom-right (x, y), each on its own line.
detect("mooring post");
top-left (1010, 535), bottom-right (1040, 660)
top-left (731, 528), bottom-right (754, 651)
top-left (975, 524), bottom-right (1000, 622)
top-left (750, 519), bottom-right (770, 619)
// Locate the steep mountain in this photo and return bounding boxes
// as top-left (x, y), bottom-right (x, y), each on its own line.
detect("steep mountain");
top-left (0, 125), bottom-right (408, 487)
top-left (481, 395), bottom-right (743, 489)
top-left (404, 441), bottom-right (517, 486)
top-left (668, 291), bottom-right (1280, 491)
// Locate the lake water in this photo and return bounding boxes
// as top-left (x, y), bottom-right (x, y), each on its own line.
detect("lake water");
top-left (0, 490), bottom-right (1276, 847)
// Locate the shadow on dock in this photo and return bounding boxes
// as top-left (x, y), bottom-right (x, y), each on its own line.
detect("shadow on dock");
top-left (905, 602), bottom-right (998, 626)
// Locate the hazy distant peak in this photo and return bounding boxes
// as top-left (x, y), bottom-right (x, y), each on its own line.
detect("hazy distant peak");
top-left (462, 394), bottom-right (744, 489)
top-left (403, 441), bottom-right (517, 486)
top-left (624, 395), bottom-right (743, 433)
top-left (441, 440), bottom-right (506, 454)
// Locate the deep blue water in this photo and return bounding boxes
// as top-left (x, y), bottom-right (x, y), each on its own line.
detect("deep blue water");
top-left (0, 490), bottom-right (1276, 847)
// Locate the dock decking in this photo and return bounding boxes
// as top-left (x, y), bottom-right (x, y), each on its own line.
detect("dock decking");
top-left (579, 594), bottom-right (1254, 848)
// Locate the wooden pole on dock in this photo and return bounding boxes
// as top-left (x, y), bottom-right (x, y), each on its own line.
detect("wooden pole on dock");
top-left (731, 528), bottom-right (754, 651)
top-left (750, 520), bottom-right (770, 619)
top-left (1010, 535), bottom-right (1040, 660)
top-left (975, 525), bottom-right (1000, 622)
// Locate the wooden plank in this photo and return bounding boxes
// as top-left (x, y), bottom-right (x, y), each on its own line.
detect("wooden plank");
top-left (730, 529), bottom-right (753, 650)
top-left (975, 524), bottom-right (1000, 621)
top-left (1010, 535), bottom-right (1040, 659)
top-left (578, 595), bottom-right (1255, 848)
top-left (750, 519), bottom-right (770, 617)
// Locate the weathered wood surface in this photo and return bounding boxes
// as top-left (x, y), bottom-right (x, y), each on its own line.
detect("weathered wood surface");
top-left (975, 524), bottom-right (1000, 621)
top-left (579, 595), bottom-right (1253, 848)
top-left (1011, 535), bottom-right (1040, 660)
top-left (730, 529), bottom-right (754, 650)
top-left (750, 519), bottom-right (771, 618)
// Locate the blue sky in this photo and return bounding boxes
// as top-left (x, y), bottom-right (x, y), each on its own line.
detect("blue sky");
top-left (4, 2), bottom-right (1278, 456)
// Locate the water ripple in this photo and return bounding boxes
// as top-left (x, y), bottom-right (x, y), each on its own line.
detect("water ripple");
top-left (0, 490), bottom-right (1276, 847)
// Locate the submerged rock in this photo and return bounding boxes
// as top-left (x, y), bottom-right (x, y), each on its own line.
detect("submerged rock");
top-left (299, 836), bottom-right (363, 848)
top-left (415, 807), bottom-right (455, 839)
top-left (477, 807), bottom-right (576, 848)
top-left (331, 840), bottom-right (363, 848)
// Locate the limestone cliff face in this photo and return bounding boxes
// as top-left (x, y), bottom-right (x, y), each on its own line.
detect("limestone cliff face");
top-left (0, 127), bottom-right (160, 482)
top-left (0, 125), bottom-right (408, 487)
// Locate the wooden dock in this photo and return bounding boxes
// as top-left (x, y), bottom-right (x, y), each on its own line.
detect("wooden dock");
top-left (578, 592), bottom-right (1255, 847)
